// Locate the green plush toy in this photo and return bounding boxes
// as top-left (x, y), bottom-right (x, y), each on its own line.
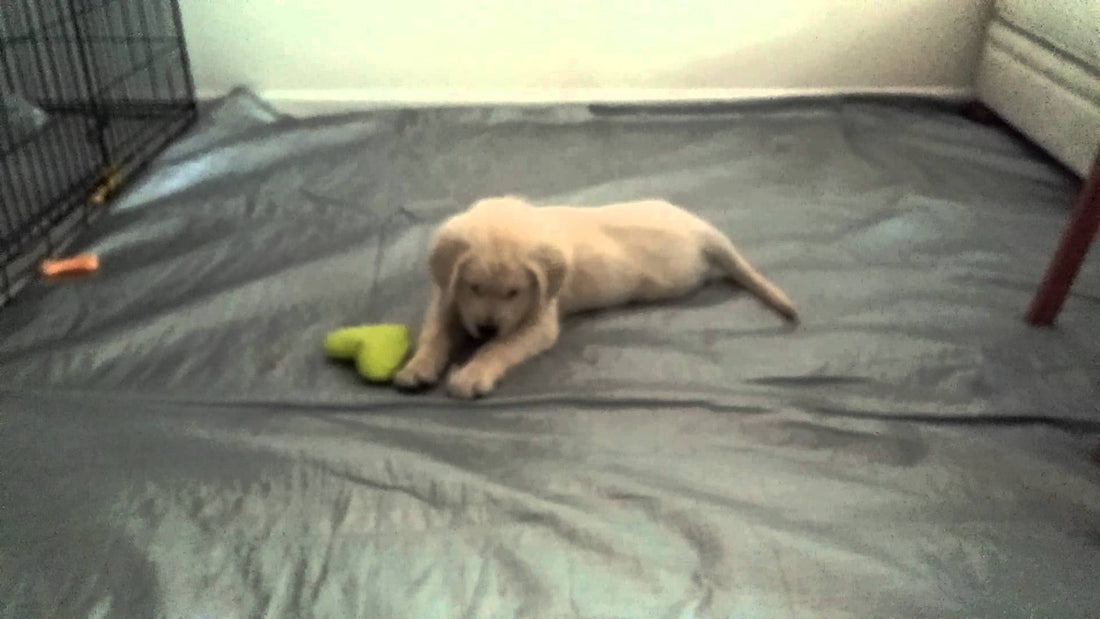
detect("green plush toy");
top-left (323, 324), bottom-right (411, 383)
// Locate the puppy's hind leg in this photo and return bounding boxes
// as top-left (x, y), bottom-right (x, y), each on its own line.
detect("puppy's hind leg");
top-left (701, 228), bottom-right (798, 322)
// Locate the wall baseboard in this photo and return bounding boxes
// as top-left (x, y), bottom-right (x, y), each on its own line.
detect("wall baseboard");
top-left (197, 86), bottom-right (974, 117)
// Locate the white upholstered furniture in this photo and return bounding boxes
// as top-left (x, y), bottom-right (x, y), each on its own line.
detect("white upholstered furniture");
top-left (975, 0), bottom-right (1100, 177)
top-left (974, 0), bottom-right (1100, 325)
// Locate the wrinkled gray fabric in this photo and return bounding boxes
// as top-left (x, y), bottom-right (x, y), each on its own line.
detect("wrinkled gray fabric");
top-left (0, 92), bottom-right (49, 149)
top-left (1, 90), bottom-right (1099, 618)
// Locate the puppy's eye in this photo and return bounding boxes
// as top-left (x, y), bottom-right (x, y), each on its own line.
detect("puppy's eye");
top-left (470, 284), bottom-right (482, 295)
top-left (505, 288), bottom-right (519, 299)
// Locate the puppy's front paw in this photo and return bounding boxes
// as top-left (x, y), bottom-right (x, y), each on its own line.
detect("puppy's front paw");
top-left (446, 363), bottom-right (499, 400)
top-left (394, 353), bottom-right (444, 391)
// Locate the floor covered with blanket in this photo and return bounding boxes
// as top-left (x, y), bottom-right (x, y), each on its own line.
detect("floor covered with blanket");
top-left (2, 91), bottom-right (1099, 617)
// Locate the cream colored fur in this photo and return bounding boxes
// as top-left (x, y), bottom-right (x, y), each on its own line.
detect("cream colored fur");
top-left (395, 196), bottom-right (798, 399)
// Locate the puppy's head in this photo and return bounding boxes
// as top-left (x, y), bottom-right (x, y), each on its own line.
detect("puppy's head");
top-left (429, 202), bottom-right (566, 339)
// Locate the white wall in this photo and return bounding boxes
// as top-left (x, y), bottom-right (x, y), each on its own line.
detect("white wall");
top-left (181, 0), bottom-right (994, 115)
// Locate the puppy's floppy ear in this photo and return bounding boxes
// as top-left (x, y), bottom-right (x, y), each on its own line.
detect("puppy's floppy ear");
top-left (525, 244), bottom-right (567, 301)
top-left (428, 228), bottom-right (469, 292)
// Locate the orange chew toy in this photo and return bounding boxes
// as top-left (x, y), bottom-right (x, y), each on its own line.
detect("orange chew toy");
top-left (40, 253), bottom-right (99, 277)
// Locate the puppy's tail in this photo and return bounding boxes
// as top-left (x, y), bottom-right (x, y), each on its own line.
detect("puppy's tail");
top-left (703, 230), bottom-right (799, 323)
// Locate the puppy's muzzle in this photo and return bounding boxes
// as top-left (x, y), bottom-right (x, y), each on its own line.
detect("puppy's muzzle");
top-left (475, 323), bottom-right (498, 339)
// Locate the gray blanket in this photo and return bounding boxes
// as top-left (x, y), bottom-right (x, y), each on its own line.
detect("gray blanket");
top-left (2, 91), bottom-right (1099, 618)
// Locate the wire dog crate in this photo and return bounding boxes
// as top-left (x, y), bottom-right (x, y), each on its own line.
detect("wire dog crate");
top-left (1, 0), bottom-right (196, 306)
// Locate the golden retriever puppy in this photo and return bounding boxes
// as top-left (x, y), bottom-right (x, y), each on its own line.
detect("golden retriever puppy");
top-left (395, 196), bottom-right (797, 399)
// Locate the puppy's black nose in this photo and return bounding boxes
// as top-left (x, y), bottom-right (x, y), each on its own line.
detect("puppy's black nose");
top-left (476, 323), bottom-right (498, 339)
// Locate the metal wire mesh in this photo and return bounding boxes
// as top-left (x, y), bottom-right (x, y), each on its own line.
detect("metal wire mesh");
top-left (1, 0), bottom-right (196, 306)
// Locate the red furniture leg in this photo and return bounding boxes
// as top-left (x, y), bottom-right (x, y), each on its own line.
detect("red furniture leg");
top-left (1026, 152), bottom-right (1100, 326)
